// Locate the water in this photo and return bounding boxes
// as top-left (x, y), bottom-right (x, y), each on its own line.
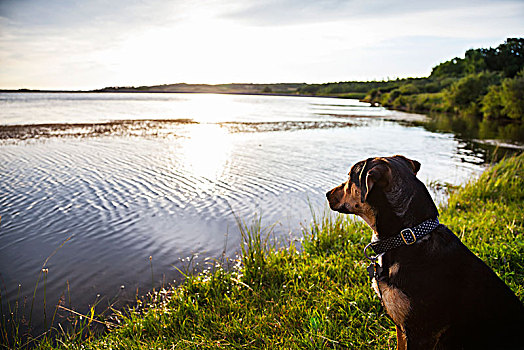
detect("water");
top-left (0, 92), bottom-right (515, 334)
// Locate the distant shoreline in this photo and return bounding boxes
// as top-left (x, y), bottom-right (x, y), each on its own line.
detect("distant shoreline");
top-left (0, 83), bottom-right (306, 95)
top-left (0, 89), bottom-right (320, 99)
top-left (0, 83), bottom-right (365, 100)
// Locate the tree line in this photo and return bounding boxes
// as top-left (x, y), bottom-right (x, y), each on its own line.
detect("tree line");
top-left (299, 38), bottom-right (524, 121)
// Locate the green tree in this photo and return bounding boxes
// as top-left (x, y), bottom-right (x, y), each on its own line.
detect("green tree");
top-left (500, 74), bottom-right (524, 120)
top-left (464, 49), bottom-right (488, 74)
top-left (430, 58), bottom-right (465, 77)
top-left (444, 72), bottom-right (500, 113)
top-left (485, 38), bottom-right (524, 77)
top-left (481, 85), bottom-right (504, 119)
top-left (398, 83), bottom-right (419, 95)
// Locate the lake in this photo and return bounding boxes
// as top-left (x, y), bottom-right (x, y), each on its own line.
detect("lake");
top-left (0, 92), bottom-right (517, 334)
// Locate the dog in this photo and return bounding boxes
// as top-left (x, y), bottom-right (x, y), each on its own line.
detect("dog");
top-left (326, 155), bottom-right (524, 349)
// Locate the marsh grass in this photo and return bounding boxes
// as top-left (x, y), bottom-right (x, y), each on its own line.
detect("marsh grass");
top-left (1, 235), bottom-right (74, 348)
top-left (0, 234), bottom-right (121, 349)
top-left (3, 153), bottom-right (523, 349)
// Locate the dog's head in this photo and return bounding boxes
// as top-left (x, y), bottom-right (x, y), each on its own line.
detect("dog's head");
top-left (326, 155), bottom-right (436, 230)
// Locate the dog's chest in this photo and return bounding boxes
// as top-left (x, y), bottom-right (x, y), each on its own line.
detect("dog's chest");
top-left (372, 259), bottom-right (411, 326)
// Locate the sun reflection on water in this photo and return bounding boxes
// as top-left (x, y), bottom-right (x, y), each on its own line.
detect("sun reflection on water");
top-left (178, 123), bottom-right (232, 182)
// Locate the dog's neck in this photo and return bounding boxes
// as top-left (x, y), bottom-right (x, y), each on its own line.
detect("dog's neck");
top-left (367, 183), bottom-right (438, 240)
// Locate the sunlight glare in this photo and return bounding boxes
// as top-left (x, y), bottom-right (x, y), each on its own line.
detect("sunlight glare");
top-left (179, 124), bottom-right (232, 182)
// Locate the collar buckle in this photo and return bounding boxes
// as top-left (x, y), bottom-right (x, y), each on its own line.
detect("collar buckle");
top-left (400, 228), bottom-right (416, 245)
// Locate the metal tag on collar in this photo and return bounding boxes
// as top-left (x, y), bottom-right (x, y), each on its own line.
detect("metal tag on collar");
top-left (367, 263), bottom-right (376, 280)
top-left (367, 262), bottom-right (383, 281)
top-left (400, 228), bottom-right (417, 245)
top-left (364, 242), bottom-right (383, 281)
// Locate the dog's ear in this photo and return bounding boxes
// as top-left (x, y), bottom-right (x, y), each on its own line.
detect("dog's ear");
top-left (393, 155), bottom-right (420, 175)
top-left (410, 159), bottom-right (421, 175)
top-left (360, 160), bottom-right (390, 202)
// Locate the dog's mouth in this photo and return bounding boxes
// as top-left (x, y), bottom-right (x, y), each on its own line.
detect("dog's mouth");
top-left (326, 189), bottom-right (354, 214)
top-left (331, 202), bottom-right (353, 214)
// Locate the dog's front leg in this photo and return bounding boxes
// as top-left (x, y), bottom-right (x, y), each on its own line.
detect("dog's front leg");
top-left (396, 325), bottom-right (407, 350)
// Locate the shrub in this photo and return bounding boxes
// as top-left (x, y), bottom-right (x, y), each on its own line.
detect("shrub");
top-left (481, 85), bottom-right (504, 119)
top-left (398, 84), bottom-right (419, 95)
top-left (500, 74), bottom-right (524, 120)
top-left (444, 72), bottom-right (500, 113)
top-left (481, 72), bottom-right (524, 121)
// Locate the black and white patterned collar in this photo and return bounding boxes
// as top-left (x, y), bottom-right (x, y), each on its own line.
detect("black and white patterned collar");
top-left (364, 218), bottom-right (440, 261)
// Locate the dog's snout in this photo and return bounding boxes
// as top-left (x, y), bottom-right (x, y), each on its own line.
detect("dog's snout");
top-left (326, 187), bottom-right (339, 202)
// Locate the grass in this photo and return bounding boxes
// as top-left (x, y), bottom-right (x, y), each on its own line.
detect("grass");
top-left (3, 153), bottom-right (523, 349)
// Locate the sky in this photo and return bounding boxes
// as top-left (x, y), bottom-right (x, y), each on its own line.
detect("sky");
top-left (0, 0), bottom-right (523, 90)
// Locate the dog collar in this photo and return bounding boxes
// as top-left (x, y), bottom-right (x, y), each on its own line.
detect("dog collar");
top-left (364, 218), bottom-right (440, 261)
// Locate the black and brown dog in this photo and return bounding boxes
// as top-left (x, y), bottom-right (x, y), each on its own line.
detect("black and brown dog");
top-left (326, 155), bottom-right (524, 349)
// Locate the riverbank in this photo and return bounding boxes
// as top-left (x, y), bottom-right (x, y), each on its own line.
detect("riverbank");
top-left (300, 38), bottom-right (524, 122)
top-left (14, 153), bottom-right (520, 349)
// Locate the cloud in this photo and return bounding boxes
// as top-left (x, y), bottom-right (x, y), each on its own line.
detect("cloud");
top-left (224, 0), bottom-right (524, 26)
top-left (0, 0), bottom-right (182, 29)
top-left (0, 0), bottom-right (523, 89)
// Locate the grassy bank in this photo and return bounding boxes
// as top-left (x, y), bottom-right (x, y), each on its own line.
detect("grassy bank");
top-left (8, 153), bottom-right (524, 349)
